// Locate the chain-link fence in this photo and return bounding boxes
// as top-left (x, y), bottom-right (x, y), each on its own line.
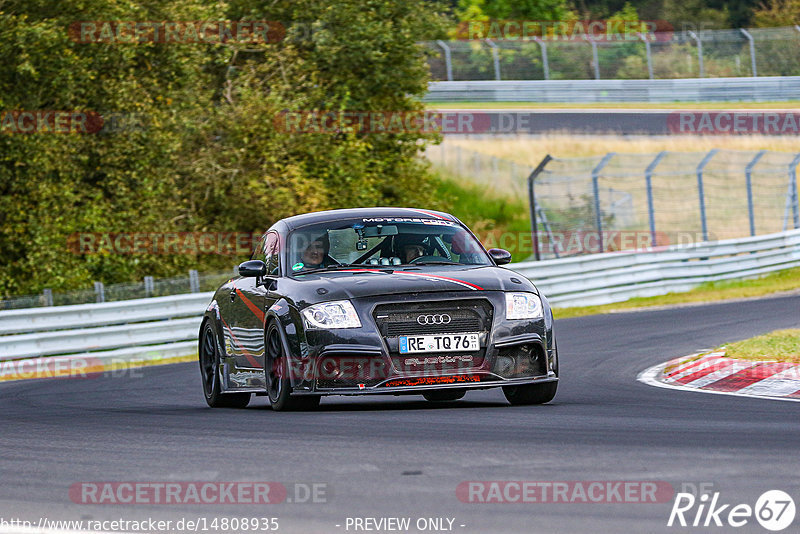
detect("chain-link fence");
top-left (425, 145), bottom-right (800, 259)
top-left (425, 26), bottom-right (800, 81)
top-left (0, 269), bottom-right (236, 310)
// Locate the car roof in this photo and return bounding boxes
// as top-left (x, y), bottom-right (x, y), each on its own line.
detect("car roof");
top-left (280, 207), bottom-right (458, 230)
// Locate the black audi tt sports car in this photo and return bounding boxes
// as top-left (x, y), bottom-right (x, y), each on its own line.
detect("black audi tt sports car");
top-left (199, 207), bottom-right (558, 410)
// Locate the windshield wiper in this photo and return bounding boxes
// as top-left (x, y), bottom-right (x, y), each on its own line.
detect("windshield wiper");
top-left (294, 264), bottom-right (390, 275)
top-left (405, 261), bottom-right (458, 266)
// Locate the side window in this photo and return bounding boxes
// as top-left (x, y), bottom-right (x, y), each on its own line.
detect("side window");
top-left (263, 232), bottom-right (281, 276)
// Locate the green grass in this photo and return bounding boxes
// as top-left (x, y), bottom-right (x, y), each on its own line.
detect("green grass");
top-left (426, 101), bottom-right (800, 110)
top-left (432, 171), bottom-right (534, 260)
top-left (552, 266), bottom-right (800, 319)
top-left (721, 329), bottom-right (800, 364)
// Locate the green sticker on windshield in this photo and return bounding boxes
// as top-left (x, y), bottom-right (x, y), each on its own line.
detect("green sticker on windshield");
top-left (292, 262), bottom-right (304, 271)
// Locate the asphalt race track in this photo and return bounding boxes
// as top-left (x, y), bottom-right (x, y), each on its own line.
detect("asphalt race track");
top-left (1, 293), bottom-right (799, 534)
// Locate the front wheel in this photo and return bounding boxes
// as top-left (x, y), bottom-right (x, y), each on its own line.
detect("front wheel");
top-left (502, 381), bottom-right (557, 406)
top-left (265, 321), bottom-right (321, 412)
top-left (199, 321), bottom-right (251, 408)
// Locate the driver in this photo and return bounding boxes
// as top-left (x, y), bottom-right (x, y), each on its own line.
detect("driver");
top-left (300, 234), bottom-right (330, 269)
top-left (394, 234), bottom-right (427, 264)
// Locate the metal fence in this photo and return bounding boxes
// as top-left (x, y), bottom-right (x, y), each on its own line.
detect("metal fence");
top-left (0, 268), bottom-right (234, 310)
top-left (425, 26), bottom-right (800, 81)
top-left (425, 145), bottom-right (800, 259)
top-left (424, 77), bottom-right (800, 103)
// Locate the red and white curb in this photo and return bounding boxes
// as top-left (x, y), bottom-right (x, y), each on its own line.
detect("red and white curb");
top-left (638, 350), bottom-right (800, 402)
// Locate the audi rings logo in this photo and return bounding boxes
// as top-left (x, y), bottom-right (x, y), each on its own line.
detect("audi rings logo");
top-left (417, 314), bottom-right (451, 325)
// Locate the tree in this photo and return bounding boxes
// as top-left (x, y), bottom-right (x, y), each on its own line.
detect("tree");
top-left (753, 0), bottom-right (800, 26)
top-left (456, 0), bottom-right (573, 22)
top-left (0, 0), bottom-right (449, 297)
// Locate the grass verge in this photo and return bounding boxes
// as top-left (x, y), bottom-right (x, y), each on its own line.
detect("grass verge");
top-left (720, 329), bottom-right (800, 364)
top-left (552, 266), bottom-right (800, 319)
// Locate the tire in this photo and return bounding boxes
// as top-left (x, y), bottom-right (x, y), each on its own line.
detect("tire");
top-left (502, 337), bottom-right (559, 406)
top-left (199, 321), bottom-right (251, 408)
top-left (265, 321), bottom-right (321, 412)
top-left (422, 389), bottom-right (466, 402)
top-left (502, 381), bottom-right (557, 405)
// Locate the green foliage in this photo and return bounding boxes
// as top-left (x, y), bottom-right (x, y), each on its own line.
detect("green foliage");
top-left (456, 0), bottom-right (573, 22)
top-left (753, 0), bottom-right (800, 26)
top-left (0, 0), bottom-right (448, 297)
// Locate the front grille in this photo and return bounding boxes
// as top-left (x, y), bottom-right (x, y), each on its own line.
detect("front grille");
top-left (373, 299), bottom-right (493, 374)
top-left (373, 299), bottom-right (492, 337)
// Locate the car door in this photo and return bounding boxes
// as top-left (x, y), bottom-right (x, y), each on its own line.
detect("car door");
top-left (227, 232), bottom-right (280, 387)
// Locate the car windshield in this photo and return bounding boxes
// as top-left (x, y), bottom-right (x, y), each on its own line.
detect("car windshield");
top-left (287, 217), bottom-right (492, 273)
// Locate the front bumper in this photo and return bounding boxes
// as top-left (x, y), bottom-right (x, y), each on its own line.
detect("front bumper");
top-left (291, 291), bottom-right (557, 396)
top-left (292, 374), bottom-right (558, 396)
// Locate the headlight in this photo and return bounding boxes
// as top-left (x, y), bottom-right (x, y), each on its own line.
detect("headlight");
top-left (505, 292), bottom-right (543, 320)
top-left (302, 300), bottom-right (362, 329)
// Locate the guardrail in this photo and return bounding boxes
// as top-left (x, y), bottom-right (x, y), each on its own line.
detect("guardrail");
top-left (1, 229), bottom-right (798, 371)
top-left (0, 293), bottom-right (213, 375)
top-left (510, 228), bottom-right (800, 307)
top-left (424, 77), bottom-right (800, 102)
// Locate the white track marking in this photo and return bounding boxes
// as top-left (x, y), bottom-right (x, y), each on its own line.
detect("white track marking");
top-left (637, 361), bottom-right (800, 403)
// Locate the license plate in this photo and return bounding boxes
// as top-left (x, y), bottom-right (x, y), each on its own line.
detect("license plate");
top-left (399, 333), bottom-right (479, 354)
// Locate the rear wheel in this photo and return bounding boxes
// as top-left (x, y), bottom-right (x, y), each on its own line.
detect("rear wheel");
top-left (199, 322), bottom-right (251, 408)
top-left (265, 321), bottom-right (321, 411)
top-left (422, 389), bottom-right (466, 402)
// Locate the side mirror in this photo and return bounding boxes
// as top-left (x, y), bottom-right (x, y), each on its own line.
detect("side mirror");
top-left (488, 248), bottom-right (512, 265)
top-left (238, 260), bottom-right (267, 278)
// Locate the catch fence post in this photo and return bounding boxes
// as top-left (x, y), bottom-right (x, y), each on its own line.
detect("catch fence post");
top-left (645, 151), bottom-right (667, 245)
top-left (528, 155), bottom-right (553, 261)
top-left (745, 150), bottom-right (766, 236)
top-left (592, 153), bottom-right (616, 253)
top-left (94, 281), bottom-right (105, 303)
top-left (696, 149), bottom-right (718, 242)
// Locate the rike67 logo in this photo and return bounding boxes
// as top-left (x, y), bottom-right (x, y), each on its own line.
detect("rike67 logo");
top-left (668, 490), bottom-right (796, 531)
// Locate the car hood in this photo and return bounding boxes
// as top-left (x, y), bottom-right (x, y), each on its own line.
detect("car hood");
top-left (292, 266), bottom-right (536, 301)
